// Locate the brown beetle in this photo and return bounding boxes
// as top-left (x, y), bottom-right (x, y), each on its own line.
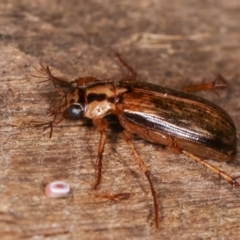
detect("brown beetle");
top-left (34, 55), bottom-right (238, 228)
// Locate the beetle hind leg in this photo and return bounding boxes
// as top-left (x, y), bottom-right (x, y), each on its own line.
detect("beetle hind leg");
top-left (182, 150), bottom-right (240, 188)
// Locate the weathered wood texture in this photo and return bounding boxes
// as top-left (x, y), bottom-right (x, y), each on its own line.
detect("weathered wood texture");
top-left (1, 1), bottom-right (240, 239)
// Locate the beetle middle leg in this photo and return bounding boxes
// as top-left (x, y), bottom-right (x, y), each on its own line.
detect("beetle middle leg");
top-left (122, 130), bottom-right (159, 228)
top-left (182, 150), bottom-right (240, 188)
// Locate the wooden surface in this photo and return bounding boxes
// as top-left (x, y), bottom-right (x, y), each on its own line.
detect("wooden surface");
top-left (1, 1), bottom-right (240, 239)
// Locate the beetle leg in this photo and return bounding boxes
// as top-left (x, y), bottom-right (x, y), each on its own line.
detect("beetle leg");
top-left (182, 150), bottom-right (240, 188)
top-left (122, 130), bottom-right (159, 228)
top-left (180, 74), bottom-right (228, 94)
top-left (93, 118), bottom-right (108, 190)
top-left (116, 53), bottom-right (137, 80)
top-left (94, 192), bottom-right (131, 202)
top-left (31, 110), bottom-right (64, 138)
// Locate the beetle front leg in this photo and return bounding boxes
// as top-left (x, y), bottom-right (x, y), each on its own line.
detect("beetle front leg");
top-left (122, 130), bottom-right (159, 228)
top-left (182, 150), bottom-right (240, 188)
top-left (93, 118), bottom-right (108, 190)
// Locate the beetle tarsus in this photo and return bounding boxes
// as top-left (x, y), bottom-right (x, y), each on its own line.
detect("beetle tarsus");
top-left (232, 176), bottom-right (240, 188)
top-left (94, 192), bottom-right (131, 202)
top-left (180, 74), bottom-right (228, 94)
top-left (31, 121), bottom-right (54, 138)
top-left (182, 150), bottom-right (240, 189)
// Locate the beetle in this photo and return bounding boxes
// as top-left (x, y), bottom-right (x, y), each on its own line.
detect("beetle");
top-left (34, 54), bottom-right (238, 228)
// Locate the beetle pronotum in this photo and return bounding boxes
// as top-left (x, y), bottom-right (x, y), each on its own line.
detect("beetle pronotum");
top-left (34, 54), bottom-right (238, 228)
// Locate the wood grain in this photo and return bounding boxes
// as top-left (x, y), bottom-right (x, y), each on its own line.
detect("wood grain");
top-left (1, 1), bottom-right (240, 239)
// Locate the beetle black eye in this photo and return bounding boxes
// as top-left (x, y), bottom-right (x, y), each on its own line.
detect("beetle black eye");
top-left (67, 104), bottom-right (83, 120)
